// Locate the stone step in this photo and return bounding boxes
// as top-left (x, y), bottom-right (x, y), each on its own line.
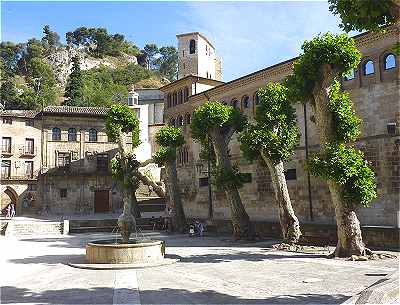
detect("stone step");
top-left (5, 221), bottom-right (63, 236)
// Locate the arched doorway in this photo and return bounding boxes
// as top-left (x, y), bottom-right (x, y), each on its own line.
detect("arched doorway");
top-left (1, 186), bottom-right (18, 216)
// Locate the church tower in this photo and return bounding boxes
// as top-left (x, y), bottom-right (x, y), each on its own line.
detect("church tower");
top-left (176, 32), bottom-right (222, 81)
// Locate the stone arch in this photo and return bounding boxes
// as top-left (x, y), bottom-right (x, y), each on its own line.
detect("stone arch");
top-left (1, 186), bottom-right (18, 214)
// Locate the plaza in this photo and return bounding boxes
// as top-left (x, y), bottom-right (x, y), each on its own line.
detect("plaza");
top-left (1, 228), bottom-right (398, 304)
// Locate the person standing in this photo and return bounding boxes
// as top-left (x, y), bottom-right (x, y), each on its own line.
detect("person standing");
top-left (6, 204), bottom-right (11, 218)
top-left (10, 203), bottom-right (16, 218)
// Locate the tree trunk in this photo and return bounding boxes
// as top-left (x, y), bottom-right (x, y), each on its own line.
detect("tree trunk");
top-left (262, 154), bottom-right (301, 244)
top-left (165, 158), bottom-right (187, 233)
top-left (312, 64), bottom-right (366, 257)
top-left (136, 170), bottom-right (166, 198)
top-left (116, 132), bottom-right (135, 243)
top-left (211, 131), bottom-right (253, 240)
top-left (130, 191), bottom-right (141, 218)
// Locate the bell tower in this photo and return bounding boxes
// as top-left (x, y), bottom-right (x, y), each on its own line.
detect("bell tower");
top-left (176, 32), bottom-right (222, 81)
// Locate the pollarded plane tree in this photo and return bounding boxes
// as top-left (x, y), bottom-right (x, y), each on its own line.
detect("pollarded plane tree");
top-left (191, 101), bottom-right (253, 240)
top-left (106, 104), bottom-right (143, 242)
top-left (286, 33), bottom-right (377, 257)
top-left (239, 83), bottom-right (301, 244)
top-left (153, 126), bottom-right (187, 233)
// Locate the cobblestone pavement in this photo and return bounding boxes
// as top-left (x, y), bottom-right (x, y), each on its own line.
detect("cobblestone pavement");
top-left (0, 232), bottom-right (398, 304)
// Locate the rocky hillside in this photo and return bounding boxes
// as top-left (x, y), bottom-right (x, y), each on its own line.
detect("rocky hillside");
top-left (47, 47), bottom-right (137, 87)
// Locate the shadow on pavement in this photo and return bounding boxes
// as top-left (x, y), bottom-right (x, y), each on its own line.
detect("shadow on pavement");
top-left (1, 285), bottom-right (349, 304)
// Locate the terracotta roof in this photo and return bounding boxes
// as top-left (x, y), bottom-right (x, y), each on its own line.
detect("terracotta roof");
top-left (43, 106), bottom-right (109, 116)
top-left (0, 110), bottom-right (40, 118)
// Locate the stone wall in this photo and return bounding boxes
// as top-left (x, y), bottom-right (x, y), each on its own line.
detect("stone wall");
top-left (165, 26), bottom-right (400, 228)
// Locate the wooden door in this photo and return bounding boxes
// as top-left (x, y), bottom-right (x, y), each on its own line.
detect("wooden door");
top-left (94, 190), bottom-right (109, 213)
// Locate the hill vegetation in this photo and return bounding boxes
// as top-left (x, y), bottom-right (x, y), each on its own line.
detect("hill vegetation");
top-left (1, 25), bottom-right (176, 110)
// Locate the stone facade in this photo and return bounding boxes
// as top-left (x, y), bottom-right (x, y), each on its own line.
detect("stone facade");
top-left (177, 32), bottom-right (222, 80)
top-left (1, 96), bottom-right (162, 215)
top-left (162, 26), bottom-right (400, 228)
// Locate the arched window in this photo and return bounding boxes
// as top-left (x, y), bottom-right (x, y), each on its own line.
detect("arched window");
top-left (384, 53), bottom-right (396, 70)
top-left (52, 127), bottom-right (61, 141)
top-left (68, 128), bottom-right (77, 142)
top-left (167, 93), bottom-right (172, 108)
top-left (178, 115), bottom-right (184, 127)
top-left (364, 60), bottom-right (375, 75)
top-left (242, 95), bottom-right (250, 109)
top-left (89, 129), bottom-right (97, 142)
top-left (189, 39), bottom-right (196, 54)
top-left (178, 90), bottom-right (183, 104)
top-left (173, 91), bottom-right (177, 106)
top-left (185, 113), bottom-right (191, 125)
top-left (344, 69), bottom-right (355, 81)
top-left (231, 99), bottom-right (239, 109)
top-left (253, 92), bottom-right (260, 105)
top-left (184, 87), bottom-right (189, 102)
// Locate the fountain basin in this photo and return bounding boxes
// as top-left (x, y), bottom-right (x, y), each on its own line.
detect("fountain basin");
top-left (86, 239), bottom-right (165, 264)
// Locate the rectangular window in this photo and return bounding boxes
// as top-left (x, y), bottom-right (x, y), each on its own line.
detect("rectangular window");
top-left (60, 189), bottom-right (67, 198)
top-left (1, 160), bottom-right (11, 178)
top-left (128, 97), bottom-right (133, 106)
top-left (199, 177), bottom-right (209, 187)
top-left (25, 138), bottom-right (34, 154)
top-left (25, 161), bottom-right (33, 178)
top-left (285, 169), bottom-right (297, 180)
top-left (2, 117), bottom-right (12, 124)
top-left (57, 152), bottom-right (71, 167)
top-left (25, 119), bottom-right (34, 127)
top-left (1, 137), bottom-right (11, 153)
top-left (97, 154), bottom-right (109, 171)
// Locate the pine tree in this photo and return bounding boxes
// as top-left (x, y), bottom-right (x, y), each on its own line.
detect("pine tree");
top-left (64, 56), bottom-right (84, 106)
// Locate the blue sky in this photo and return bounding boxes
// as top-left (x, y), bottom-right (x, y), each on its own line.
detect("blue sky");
top-left (1, 1), bottom-right (351, 81)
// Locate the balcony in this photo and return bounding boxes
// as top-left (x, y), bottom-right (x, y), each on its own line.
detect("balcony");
top-left (19, 145), bottom-right (37, 157)
top-left (1, 145), bottom-right (13, 156)
top-left (1, 170), bottom-right (39, 181)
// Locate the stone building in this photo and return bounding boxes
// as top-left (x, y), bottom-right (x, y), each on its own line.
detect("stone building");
top-left (1, 99), bottom-right (157, 216)
top-left (1, 110), bottom-right (42, 215)
top-left (161, 27), bottom-right (400, 237)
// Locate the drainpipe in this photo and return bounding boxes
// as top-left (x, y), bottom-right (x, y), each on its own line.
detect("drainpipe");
top-left (203, 92), bottom-right (213, 220)
top-left (303, 102), bottom-right (314, 221)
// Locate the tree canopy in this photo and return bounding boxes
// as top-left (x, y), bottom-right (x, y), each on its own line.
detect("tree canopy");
top-left (153, 126), bottom-right (185, 166)
top-left (328, 0), bottom-right (399, 32)
top-left (285, 32), bottom-right (361, 103)
top-left (105, 104), bottom-right (141, 147)
top-left (239, 83), bottom-right (300, 164)
top-left (191, 101), bottom-right (247, 146)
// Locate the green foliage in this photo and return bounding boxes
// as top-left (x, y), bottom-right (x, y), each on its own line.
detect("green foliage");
top-left (69, 27), bottom-right (140, 58)
top-left (153, 126), bottom-right (185, 166)
top-left (213, 165), bottom-right (244, 189)
top-left (153, 146), bottom-right (176, 166)
top-left (155, 126), bottom-right (185, 148)
top-left (191, 101), bottom-right (247, 145)
top-left (105, 104), bottom-right (141, 147)
top-left (307, 143), bottom-right (377, 207)
top-left (285, 33), bottom-right (361, 103)
top-left (0, 42), bottom-right (24, 75)
top-left (155, 46), bottom-right (178, 81)
top-left (64, 56), bottom-right (84, 105)
top-left (393, 42), bottom-right (400, 56)
top-left (328, 0), bottom-right (398, 32)
top-left (111, 154), bottom-right (141, 191)
top-left (42, 25), bottom-right (60, 50)
top-left (239, 83), bottom-right (300, 164)
top-left (328, 80), bottom-right (361, 142)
